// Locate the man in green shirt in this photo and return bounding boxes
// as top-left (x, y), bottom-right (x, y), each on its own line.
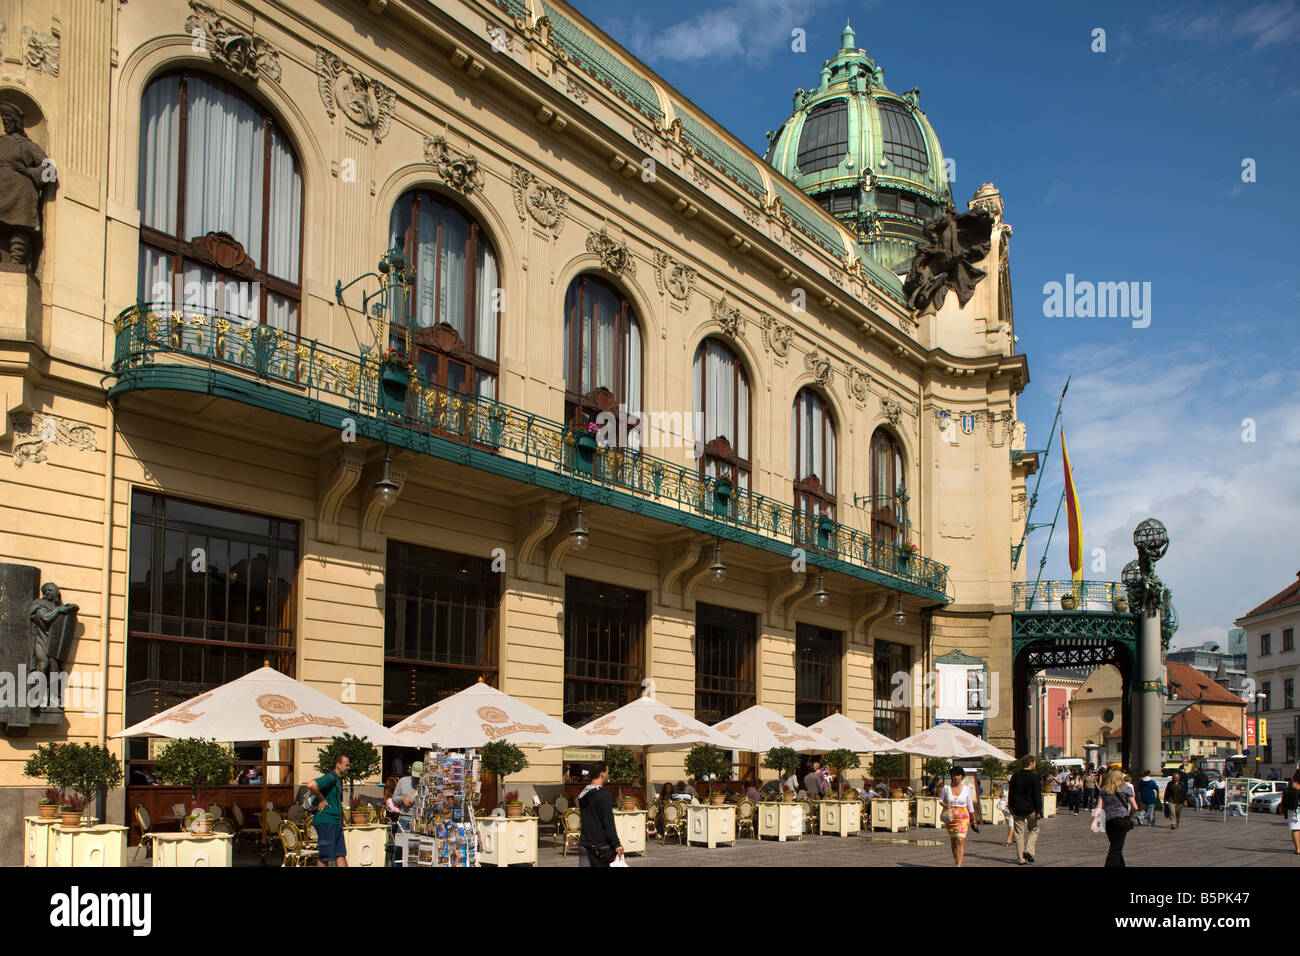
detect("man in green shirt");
top-left (305, 754), bottom-right (350, 866)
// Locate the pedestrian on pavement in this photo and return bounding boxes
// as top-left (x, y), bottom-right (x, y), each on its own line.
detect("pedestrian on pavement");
top-left (803, 761), bottom-right (825, 799)
top-left (1083, 766), bottom-right (1098, 813)
top-left (577, 762), bottom-right (624, 867)
top-left (303, 753), bottom-right (349, 867)
top-left (1194, 767), bottom-right (1210, 809)
top-left (1164, 771), bottom-right (1186, 830)
top-left (941, 768), bottom-right (977, 867)
top-left (1008, 755), bottom-right (1044, 864)
top-left (1282, 771), bottom-right (1300, 855)
top-left (1137, 770), bottom-right (1159, 826)
top-left (998, 783), bottom-right (1014, 847)
top-left (1098, 767), bottom-right (1139, 867)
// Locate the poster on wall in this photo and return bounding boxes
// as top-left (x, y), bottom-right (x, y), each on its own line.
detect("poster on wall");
top-left (934, 650), bottom-right (987, 735)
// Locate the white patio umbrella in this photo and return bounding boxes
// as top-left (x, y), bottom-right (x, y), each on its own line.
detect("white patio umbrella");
top-left (114, 664), bottom-right (405, 841)
top-left (555, 695), bottom-right (740, 801)
top-left (808, 712), bottom-right (898, 753)
top-left (391, 681), bottom-right (588, 749)
top-left (888, 721), bottom-right (1013, 762)
top-left (712, 705), bottom-right (824, 753)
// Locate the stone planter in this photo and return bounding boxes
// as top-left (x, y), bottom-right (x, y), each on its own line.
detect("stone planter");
top-left (620, 797), bottom-right (638, 812)
top-left (378, 363), bottom-right (410, 416)
top-left (1060, 594), bottom-right (1078, 611)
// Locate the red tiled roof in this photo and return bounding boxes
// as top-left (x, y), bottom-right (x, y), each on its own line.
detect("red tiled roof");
top-left (1242, 571), bottom-right (1300, 619)
top-left (1166, 707), bottom-right (1238, 739)
top-left (1166, 661), bottom-right (1246, 706)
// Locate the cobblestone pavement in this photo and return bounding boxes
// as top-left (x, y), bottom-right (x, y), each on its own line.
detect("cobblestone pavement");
top-left (531, 805), bottom-right (1300, 868)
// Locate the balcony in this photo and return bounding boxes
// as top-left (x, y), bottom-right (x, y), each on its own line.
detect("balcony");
top-left (1013, 579), bottom-right (1177, 644)
top-left (108, 305), bottom-right (949, 600)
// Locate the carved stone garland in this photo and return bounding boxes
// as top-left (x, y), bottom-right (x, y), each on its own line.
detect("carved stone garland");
top-left (652, 251), bottom-right (696, 306)
top-left (185, 1), bottom-right (280, 82)
top-left (760, 313), bottom-right (792, 357)
top-left (711, 293), bottom-right (742, 339)
top-left (510, 165), bottom-right (568, 238)
top-left (586, 228), bottom-right (636, 278)
top-left (316, 47), bottom-right (397, 142)
top-left (424, 136), bottom-right (484, 195)
top-left (9, 413), bottom-right (96, 467)
top-left (22, 25), bottom-right (59, 77)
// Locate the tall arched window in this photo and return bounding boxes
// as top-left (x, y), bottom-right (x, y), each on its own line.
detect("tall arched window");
top-left (792, 388), bottom-right (836, 518)
top-left (870, 428), bottom-right (905, 544)
top-left (693, 339), bottom-right (750, 487)
top-left (138, 72), bottom-right (303, 331)
top-left (563, 274), bottom-right (641, 427)
top-left (387, 190), bottom-right (499, 397)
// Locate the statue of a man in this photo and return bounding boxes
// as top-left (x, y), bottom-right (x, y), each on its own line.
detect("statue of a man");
top-left (30, 582), bottom-right (77, 678)
top-left (0, 103), bottom-right (52, 269)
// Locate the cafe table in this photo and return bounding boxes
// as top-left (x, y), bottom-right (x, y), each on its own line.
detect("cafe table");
top-left (612, 809), bottom-right (646, 855)
top-left (686, 803), bottom-right (736, 849)
top-left (150, 830), bottom-right (233, 867)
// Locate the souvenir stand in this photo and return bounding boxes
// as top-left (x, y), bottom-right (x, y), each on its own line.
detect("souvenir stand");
top-left (404, 749), bottom-right (482, 867)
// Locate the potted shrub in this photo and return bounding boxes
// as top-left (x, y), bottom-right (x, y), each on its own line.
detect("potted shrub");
top-left (713, 472), bottom-right (734, 514)
top-left (1060, 593), bottom-right (1078, 611)
top-left (1033, 756), bottom-right (1057, 791)
top-left (503, 790), bottom-right (524, 819)
top-left (349, 796), bottom-right (370, 826)
top-left (869, 753), bottom-right (906, 796)
top-left (922, 757), bottom-right (952, 791)
top-left (605, 746), bottom-right (642, 808)
top-left (816, 507), bottom-right (834, 535)
top-left (60, 794), bottom-right (88, 829)
top-left (58, 743), bottom-right (124, 828)
top-left (684, 744), bottom-right (731, 802)
top-left (762, 746), bottom-right (800, 802)
top-left (23, 743), bottom-right (65, 819)
top-left (315, 733), bottom-right (382, 806)
top-left (38, 788), bottom-right (62, 819)
top-left (377, 348), bottom-right (411, 416)
top-left (573, 421), bottom-right (600, 474)
top-left (824, 748), bottom-right (861, 798)
top-left (981, 756), bottom-right (1009, 797)
top-left (899, 542), bottom-right (919, 564)
top-left (187, 800), bottom-right (214, 834)
top-left (155, 737), bottom-right (234, 808)
top-left (480, 740), bottom-right (530, 810)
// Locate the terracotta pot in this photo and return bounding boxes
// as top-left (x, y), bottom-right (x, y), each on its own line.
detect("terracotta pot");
top-left (506, 803), bottom-right (523, 818)
top-left (60, 812), bottom-right (82, 828)
top-left (620, 798), bottom-right (637, 812)
top-left (351, 810), bottom-right (369, 825)
top-left (38, 803), bottom-right (58, 819)
top-left (710, 793), bottom-right (726, 806)
top-left (782, 792), bottom-right (795, 804)
top-left (193, 818), bottom-right (211, 834)
top-left (890, 788), bottom-right (905, 799)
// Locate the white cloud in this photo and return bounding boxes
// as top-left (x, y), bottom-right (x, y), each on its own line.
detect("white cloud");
top-left (1233, 2), bottom-right (1300, 48)
top-left (610, 0), bottom-right (822, 64)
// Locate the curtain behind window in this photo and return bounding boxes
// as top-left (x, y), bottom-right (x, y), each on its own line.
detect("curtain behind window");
top-left (265, 127), bottom-right (301, 283)
top-left (184, 77), bottom-right (265, 265)
top-left (139, 77), bottom-right (180, 235)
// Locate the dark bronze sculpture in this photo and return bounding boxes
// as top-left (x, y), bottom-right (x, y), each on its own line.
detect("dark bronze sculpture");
top-left (1, 564), bottom-right (77, 733)
top-left (902, 207), bottom-right (995, 315)
top-left (0, 103), bottom-right (53, 270)
top-left (30, 582), bottom-right (78, 680)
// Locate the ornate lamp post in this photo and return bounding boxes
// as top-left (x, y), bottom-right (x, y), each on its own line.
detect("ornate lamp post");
top-left (1128, 518), bottom-right (1171, 775)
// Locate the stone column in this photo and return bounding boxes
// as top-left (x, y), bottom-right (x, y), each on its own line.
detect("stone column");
top-left (1138, 603), bottom-right (1164, 774)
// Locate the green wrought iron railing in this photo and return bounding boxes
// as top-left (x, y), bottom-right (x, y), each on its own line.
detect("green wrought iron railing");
top-left (1013, 580), bottom-right (1124, 612)
top-left (110, 304), bottom-right (949, 597)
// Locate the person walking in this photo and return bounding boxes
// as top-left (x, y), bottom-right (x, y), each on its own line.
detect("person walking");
top-left (1137, 770), bottom-right (1159, 826)
top-left (1008, 755), bottom-right (1044, 864)
top-left (1193, 767), bottom-right (1209, 810)
top-left (1282, 771), bottom-right (1300, 856)
top-left (303, 753), bottom-right (349, 867)
top-left (1097, 767), bottom-right (1139, 866)
top-left (941, 768), bottom-right (977, 867)
top-left (803, 761), bottom-right (825, 798)
top-left (576, 762), bottom-right (624, 867)
top-left (998, 783), bottom-right (1014, 847)
top-left (1164, 772), bottom-right (1187, 830)
top-left (1083, 766), bottom-right (1098, 814)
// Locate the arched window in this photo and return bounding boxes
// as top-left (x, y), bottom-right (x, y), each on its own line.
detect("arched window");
top-left (877, 98), bottom-right (928, 174)
top-left (693, 339), bottom-right (750, 487)
top-left (563, 274), bottom-right (641, 427)
top-left (792, 388), bottom-right (836, 518)
top-left (387, 190), bottom-right (499, 397)
top-left (870, 428), bottom-right (905, 544)
top-left (138, 72), bottom-right (303, 331)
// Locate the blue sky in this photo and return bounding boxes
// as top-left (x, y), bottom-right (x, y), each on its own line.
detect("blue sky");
top-left (583, 0), bottom-right (1300, 647)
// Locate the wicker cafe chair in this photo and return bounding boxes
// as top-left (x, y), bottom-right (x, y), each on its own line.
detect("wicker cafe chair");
top-left (212, 819), bottom-right (236, 836)
top-left (559, 807), bottom-right (582, 858)
top-left (230, 804), bottom-right (262, 845)
top-left (265, 808), bottom-right (283, 834)
top-left (132, 805), bottom-right (155, 862)
top-left (660, 800), bottom-right (685, 846)
top-left (735, 797), bottom-right (757, 839)
top-left (286, 804), bottom-right (307, 826)
top-left (281, 821), bottom-right (319, 867)
top-left (537, 802), bottom-right (557, 838)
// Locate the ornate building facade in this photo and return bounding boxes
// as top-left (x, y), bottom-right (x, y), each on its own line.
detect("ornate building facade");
top-left (0, 0), bottom-right (1030, 856)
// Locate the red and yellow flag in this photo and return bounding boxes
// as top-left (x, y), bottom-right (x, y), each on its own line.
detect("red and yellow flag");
top-left (1062, 429), bottom-right (1083, 588)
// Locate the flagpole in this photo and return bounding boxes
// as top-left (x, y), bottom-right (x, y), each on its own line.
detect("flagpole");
top-left (1011, 375), bottom-right (1070, 572)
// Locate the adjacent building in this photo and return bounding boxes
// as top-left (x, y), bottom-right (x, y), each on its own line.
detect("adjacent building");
top-left (1236, 572), bottom-right (1300, 778)
top-left (1028, 669), bottom-right (1084, 757)
top-left (1167, 632), bottom-right (1248, 698)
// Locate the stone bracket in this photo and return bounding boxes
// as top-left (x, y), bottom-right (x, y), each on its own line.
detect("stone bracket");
top-left (359, 454), bottom-right (408, 552)
top-left (315, 448), bottom-right (366, 544)
top-left (515, 496), bottom-right (562, 581)
top-left (658, 535), bottom-right (704, 606)
top-left (766, 570), bottom-right (806, 630)
top-left (851, 591), bottom-right (891, 644)
top-left (543, 504), bottom-right (586, 587)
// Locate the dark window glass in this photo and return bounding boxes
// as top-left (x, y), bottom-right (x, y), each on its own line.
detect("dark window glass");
top-left (796, 100), bottom-right (849, 174)
top-left (870, 428), bottom-right (905, 546)
top-left (877, 99), bottom-right (928, 173)
top-left (1261, 633), bottom-right (1271, 655)
top-left (695, 604), bottom-right (757, 726)
top-left (563, 274), bottom-right (642, 428)
top-left (792, 389), bottom-right (836, 539)
top-left (1283, 628), bottom-right (1294, 652)
top-left (1262, 682), bottom-right (1271, 710)
top-left (564, 578), bottom-right (645, 727)
top-left (693, 338), bottom-right (751, 489)
top-left (1285, 679), bottom-right (1294, 710)
top-left (874, 640), bottom-right (911, 741)
top-left (383, 541), bottom-right (499, 723)
top-left (795, 624), bottom-right (842, 727)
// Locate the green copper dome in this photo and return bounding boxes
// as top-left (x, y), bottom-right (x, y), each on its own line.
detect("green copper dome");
top-left (764, 22), bottom-right (955, 273)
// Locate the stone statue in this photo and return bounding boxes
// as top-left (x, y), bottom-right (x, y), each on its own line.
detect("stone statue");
top-left (0, 103), bottom-right (53, 270)
top-left (30, 582), bottom-right (77, 680)
top-left (902, 207), bottom-right (995, 315)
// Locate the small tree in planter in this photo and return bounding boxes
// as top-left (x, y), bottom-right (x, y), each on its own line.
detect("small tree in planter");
top-left (684, 744), bottom-right (731, 801)
top-left (869, 753), bottom-right (906, 794)
top-left (59, 743), bottom-right (124, 826)
top-left (23, 742), bottom-right (65, 818)
top-left (923, 757), bottom-right (952, 792)
top-left (605, 746), bottom-right (643, 807)
top-left (823, 749), bottom-right (861, 798)
top-left (314, 733), bottom-right (382, 804)
top-left (981, 756), bottom-right (1009, 795)
top-left (155, 737), bottom-right (235, 807)
top-left (1033, 755), bottom-right (1057, 788)
top-left (762, 746), bottom-right (800, 801)
top-left (479, 740), bottom-right (529, 810)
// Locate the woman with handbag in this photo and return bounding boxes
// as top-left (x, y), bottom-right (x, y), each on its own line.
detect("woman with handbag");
top-left (940, 768), bottom-right (977, 867)
top-left (1097, 767), bottom-right (1139, 867)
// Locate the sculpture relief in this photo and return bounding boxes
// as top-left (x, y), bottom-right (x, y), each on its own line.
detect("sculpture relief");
top-left (902, 207), bottom-right (995, 316)
top-left (29, 582), bottom-right (77, 685)
top-left (8, 412), bottom-right (97, 466)
top-left (712, 293), bottom-right (742, 339)
top-left (760, 313), bottom-right (792, 357)
top-left (586, 228), bottom-right (636, 278)
top-left (804, 350), bottom-right (833, 389)
top-left (0, 104), bottom-right (54, 271)
top-left (424, 136), bottom-right (485, 194)
top-left (848, 367), bottom-right (870, 402)
top-left (21, 25), bottom-right (59, 77)
top-left (511, 164), bottom-right (568, 238)
top-left (316, 47), bottom-right (397, 142)
top-left (185, 1), bottom-right (281, 82)
top-left (881, 397), bottom-right (903, 426)
top-left (652, 250), bottom-right (696, 305)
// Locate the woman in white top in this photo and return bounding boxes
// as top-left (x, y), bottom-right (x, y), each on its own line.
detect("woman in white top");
top-left (940, 768), bottom-right (977, 867)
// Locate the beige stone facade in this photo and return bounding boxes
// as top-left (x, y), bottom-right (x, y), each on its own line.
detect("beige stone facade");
top-left (0, 0), bottom-right (1030, 859)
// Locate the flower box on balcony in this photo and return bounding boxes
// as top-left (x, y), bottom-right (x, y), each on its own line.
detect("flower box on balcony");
top-left (378, 362), bottom-right (410, 417)
top-left (574, 428), bottom-right (598, 475)
top-left (713, 476), bottom-right (734, 514)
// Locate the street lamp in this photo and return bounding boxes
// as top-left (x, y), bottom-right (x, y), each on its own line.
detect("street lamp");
top-left (1057, 703), bottom-right (1068, 754)
top-left (1253, 692), bottom-right (1267, 777)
